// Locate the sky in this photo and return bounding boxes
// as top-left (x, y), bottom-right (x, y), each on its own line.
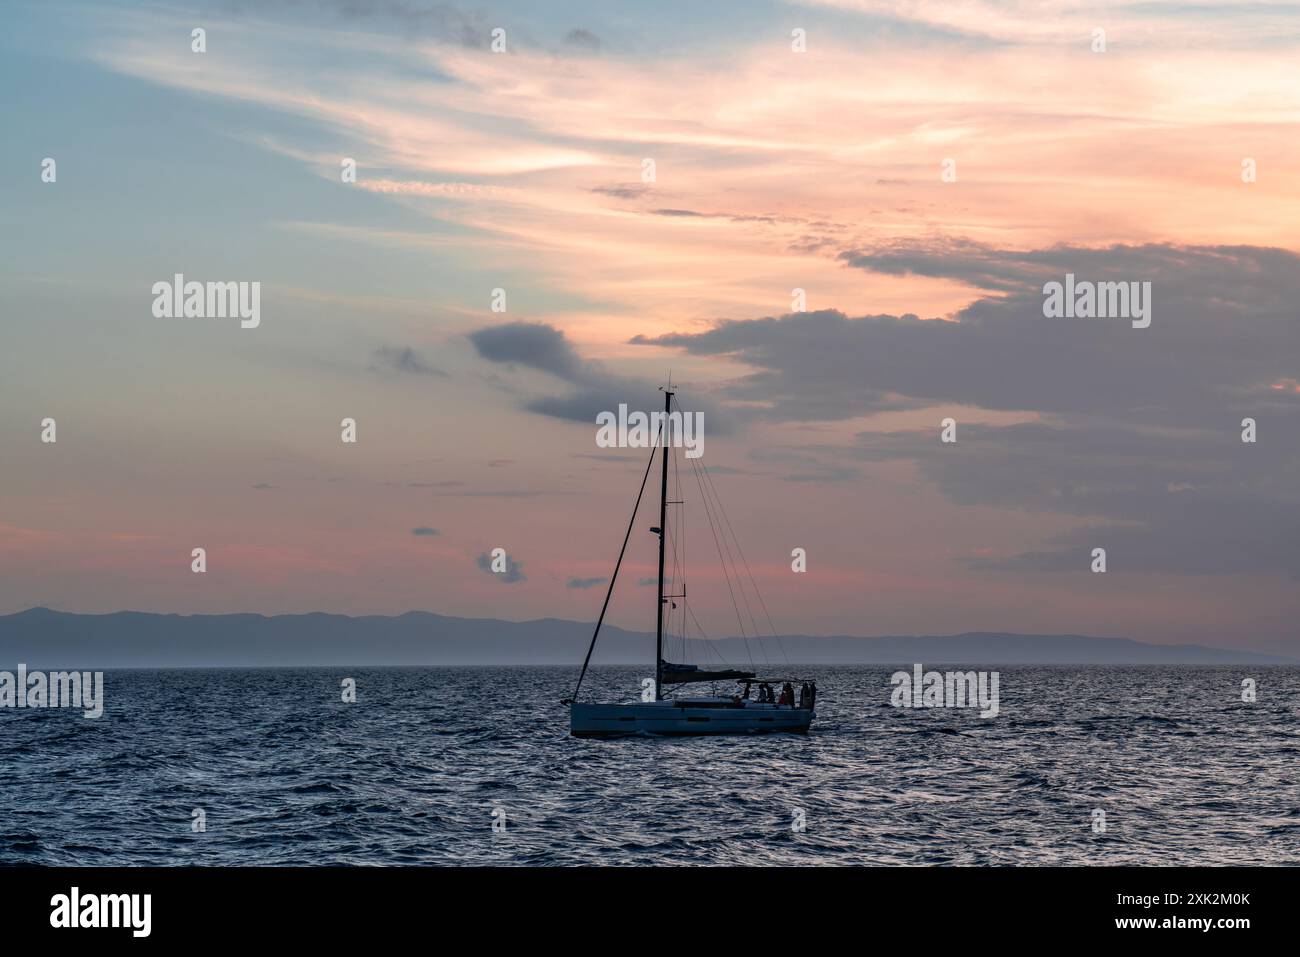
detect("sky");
top-left (2, 0), bottom-right (1299, 653)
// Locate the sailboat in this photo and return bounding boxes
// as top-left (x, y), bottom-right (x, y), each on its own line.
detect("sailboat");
top-left (565, 387), bottom-right (817, 738)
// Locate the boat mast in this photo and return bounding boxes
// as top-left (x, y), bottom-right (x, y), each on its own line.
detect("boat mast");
top-left (654, 387), bottom-right (673, 701)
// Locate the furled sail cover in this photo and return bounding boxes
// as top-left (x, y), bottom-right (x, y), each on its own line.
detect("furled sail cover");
top-left (660, 662), bottom-right (756, 684)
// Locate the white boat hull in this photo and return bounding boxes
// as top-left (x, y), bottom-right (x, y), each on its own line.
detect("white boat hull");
top-left (570, 699), bottom-right (814, 738)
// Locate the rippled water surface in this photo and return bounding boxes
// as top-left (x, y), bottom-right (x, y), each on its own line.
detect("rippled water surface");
top-left (2, 666), bottom-right (1297, 865)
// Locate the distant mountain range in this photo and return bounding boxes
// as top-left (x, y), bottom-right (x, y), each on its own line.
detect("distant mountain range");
top-left (0, 608), bottom-right (1292, 668)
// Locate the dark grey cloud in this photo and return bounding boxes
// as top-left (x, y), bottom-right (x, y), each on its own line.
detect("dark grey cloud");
top-left (836, 419), bottom-right (1300, 577)
top-left (372, 345), bottom-right (444, 377)
top-left (469, 322), bottom-right (586, 380)
top-left (411, 526), bottom-right (440, 536)
top-left (633, 310), bottom-right (925, 422)
top-left (475, 551), bottom-right (525, 583)
top-left (636, 241), bottom-right (1300, 577)
top-left (469, 321), bottom-right (731, 431)
top-left (839, 237), bottom-right (1053, 293)
top-left (637, 243), bottom-right (1300, 425)
top-left (566, 576), bottom-right (607, 589)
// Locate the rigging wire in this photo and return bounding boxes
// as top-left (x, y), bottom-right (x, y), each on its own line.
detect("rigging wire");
top-left (693, 458), bottom-right (770, 664)
top-left (698, 461), bottom-right (792, 668)
top-left (667, 431), bottom-right (686, 664)
top-left (562, 423), bottom-right (662, 705)
top-left (569, 390), bottom-right (787, 704)
top-left (687, 452), bottom-right (759, 671)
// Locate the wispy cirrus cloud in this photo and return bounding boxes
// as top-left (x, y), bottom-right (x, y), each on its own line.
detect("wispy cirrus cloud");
top-left (89, 3), bottom-right (1300, 343)
top-left (796, 0), bottom-right (1300, 45)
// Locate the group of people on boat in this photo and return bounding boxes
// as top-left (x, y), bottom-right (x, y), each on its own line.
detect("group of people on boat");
top-left (741, 680), bottom-right (816, 710)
